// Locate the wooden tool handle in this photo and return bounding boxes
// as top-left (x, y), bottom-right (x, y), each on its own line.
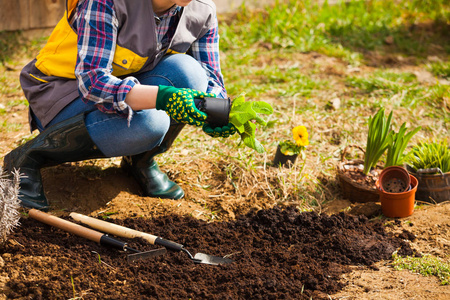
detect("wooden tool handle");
top-left (70, 212), bottom-right (158, 244)
top-left (29, 209), bottom-right (103, 243)
top-left (70, 212), bottom-right (184, 252)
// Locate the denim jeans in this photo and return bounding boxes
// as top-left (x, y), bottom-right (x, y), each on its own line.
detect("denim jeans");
top-left (33, 54), bottom-right (208, 157)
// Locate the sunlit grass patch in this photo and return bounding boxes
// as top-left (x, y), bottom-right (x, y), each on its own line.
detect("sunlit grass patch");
top-left (344, 70), bottom-right (430, 110)
top-left (220, 0), bottom-right (450, 65)
top-left (423, 82), bottom-right (450, 121)
top-left (427, 61), bottom-right (450, 79)
top-left (392, 252), bottom-right (450, 285)
top-left (0, 120), bottom-right (23, 133)
top-left (346, 70), bottom-right (418, 94)
top-left (0, 75), bottom-right (22, 96)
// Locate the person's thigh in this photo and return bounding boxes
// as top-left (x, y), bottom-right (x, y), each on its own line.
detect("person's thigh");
top-left (135, 54), bottom-right (208, 91)
top-left (35, 98), bottom-right (169, 157)
top-left (34, 53), bottom-right (207, 156)
top-left (85, 108), bottom-right (170, 157)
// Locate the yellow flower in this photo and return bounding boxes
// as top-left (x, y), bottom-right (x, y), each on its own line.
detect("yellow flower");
top-left (293, 126), bottom-right (309, 146)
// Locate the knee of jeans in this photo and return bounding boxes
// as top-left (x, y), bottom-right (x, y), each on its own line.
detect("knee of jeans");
top-left (168, 54), bottom-right (208, 91)
top-left (135, 111), bottom-right (171, 143)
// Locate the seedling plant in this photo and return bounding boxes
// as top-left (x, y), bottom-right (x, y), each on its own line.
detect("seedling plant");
top-left (229, 94), bottom-right (273, 153)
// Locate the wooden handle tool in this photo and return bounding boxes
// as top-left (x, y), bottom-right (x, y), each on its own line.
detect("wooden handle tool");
top-left (29, 209), bottom-right (138, 252)
top-left (70, 212), bottom-right (184, 252)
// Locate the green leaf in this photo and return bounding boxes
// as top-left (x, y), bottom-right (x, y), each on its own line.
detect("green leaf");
top-left (243, 133), bottom-right (265, 153)
top-left (251, 101), bottom-right (273, 115)
top-left (231, 93), bottom-right (246, 107)
top-left (228, 94), bottom-right (273, 153)
top-left (363, 108), bottom-right (394, 174)
top-left (253, 115), bottom-right (267, 126)
top-left (229, 102), bottom-right (256, 126)
top-left (266, 120), bottom-right (278, 128)
top-left (385, 124), bottom-right (421, 167)
top-left (243, 121), bottom-right (256, 137)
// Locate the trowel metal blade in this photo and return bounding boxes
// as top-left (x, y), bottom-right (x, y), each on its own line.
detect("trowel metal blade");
top-left (193, 253), bottom-right (233, 265)
top-left (127, 248), bottom-right (167, 263)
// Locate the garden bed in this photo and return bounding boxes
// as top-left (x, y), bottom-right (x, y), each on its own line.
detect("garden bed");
top-left (2, 206), bottom-right (415, 299)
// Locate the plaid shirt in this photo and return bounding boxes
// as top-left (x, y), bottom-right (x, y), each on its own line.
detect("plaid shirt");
top-left (74, 0), bottom-right (226, 118)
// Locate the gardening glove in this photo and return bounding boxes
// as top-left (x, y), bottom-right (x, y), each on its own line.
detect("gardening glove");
top-left (202, 123), bottom-right (237, 138)
top-left (156, 85), bottom-right (214, 127)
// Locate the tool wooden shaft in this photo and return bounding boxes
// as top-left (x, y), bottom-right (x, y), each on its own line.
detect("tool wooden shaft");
top-left (29, 209), bottom-right (103, 243)
top-left (70, 212), bottom-right (158, 244)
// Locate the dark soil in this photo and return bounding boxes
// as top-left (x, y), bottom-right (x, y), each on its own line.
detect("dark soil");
top-left (2, 206), bottom-right (414, 299)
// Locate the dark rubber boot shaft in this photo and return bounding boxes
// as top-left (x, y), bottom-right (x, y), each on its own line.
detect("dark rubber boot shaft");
top-left (3, 113), bottom-right (105, 210)
top-left (121, 123), bottom-right (186, 200)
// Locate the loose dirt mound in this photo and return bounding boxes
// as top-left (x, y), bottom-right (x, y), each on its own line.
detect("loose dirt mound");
top-left (2, 206), bottom-right (414, 299)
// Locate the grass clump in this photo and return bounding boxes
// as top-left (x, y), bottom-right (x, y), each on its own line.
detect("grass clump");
top-left (392, 252), bottom-right (450, 285)
top-left (427, 61), bottom-right (450, 79)
top-left (346, 71), bottom-right (419, 96)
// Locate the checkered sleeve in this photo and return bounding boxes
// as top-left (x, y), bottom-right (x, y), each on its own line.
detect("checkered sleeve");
top-left (74, 0), bottom-right (137, 120)
top-left (190, 16), bottom-right (227, 99)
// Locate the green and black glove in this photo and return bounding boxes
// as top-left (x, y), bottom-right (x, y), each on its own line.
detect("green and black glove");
top-left (202, 123), bottom-right (237, 138)
top-left (156, 85), bottom-right (215, 127)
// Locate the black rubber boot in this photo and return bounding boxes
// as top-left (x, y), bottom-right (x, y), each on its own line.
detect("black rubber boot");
top-left (3, 113), bottom-right (105, 211)
top-left (121, 123), bottom-right (186, 200)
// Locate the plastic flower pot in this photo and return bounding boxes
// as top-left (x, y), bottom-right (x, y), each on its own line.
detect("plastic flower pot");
top-left (378, 166), bottom-right (411, 193)
top-left (194, 97), bottom-right (231, 128)
top-left (273, 144), bottom-right (298, 167)
top-left (376, 174), bottom-right (418, 218)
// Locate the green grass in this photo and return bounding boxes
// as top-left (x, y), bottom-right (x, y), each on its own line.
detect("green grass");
top-left (346, 71), bottom-right (418, 95)
top-left (0, 120), bottom-right (23, 132)
top-left (220, 0), bottom-right (450, 64)
top-left (0, 75), bottom-right (22, 96)
top-left (427, 61), bottom-right (450, 79)
top-left (344, 71), bottom-right (428, 109)
top-left (0, 31), bottom-right (22, 64)
top-left (0, 31), bottom-right (47, 65)
top-left (392, 253), bottom-right (450, 285)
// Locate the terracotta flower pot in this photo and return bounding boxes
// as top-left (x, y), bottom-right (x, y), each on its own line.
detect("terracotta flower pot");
top-left (195, 97), bottom-right (231, 127)
top-left (378, 166), bottom-right (411, 193)
top-left (273, 145), bottom-right (297, 167)
top-left (376, 174), bottom-right (418, 218)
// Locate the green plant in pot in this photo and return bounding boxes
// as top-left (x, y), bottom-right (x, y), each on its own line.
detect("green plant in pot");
top-left (228, 94), bottom-right (273, 153)
top-left (379, 123), bottom-right (422, 193)
top-left (338, 108), bottom-right (420, 203)
top-left (196, 94), bottom-right (273, 153)
top-left (374, 117), bottom-right (421, 218)
top-left (363, 108), bottom-right (394, 175)
top-left (273, 126), bottom-right (309, 167)
top-left (405, 139), bottom-right (450, 203)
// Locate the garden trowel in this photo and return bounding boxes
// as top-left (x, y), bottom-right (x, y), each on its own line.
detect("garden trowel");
top-left (28, 209), bottom-right (166, 263)
top-left (70, 212), bottom-right (233, 266)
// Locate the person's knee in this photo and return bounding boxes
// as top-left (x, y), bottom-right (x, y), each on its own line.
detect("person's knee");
top-left (133, 110), bottom-right (170, 142)
top-left (165, 54), bottom-right (208, 91)
top-left (86, 109), bottom-right (170, 157)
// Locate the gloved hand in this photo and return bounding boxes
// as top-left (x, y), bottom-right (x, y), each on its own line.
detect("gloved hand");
top-left (156, 85), bottom-right (214, 127)
top-left (202, 123), bottom-right (237, 138)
